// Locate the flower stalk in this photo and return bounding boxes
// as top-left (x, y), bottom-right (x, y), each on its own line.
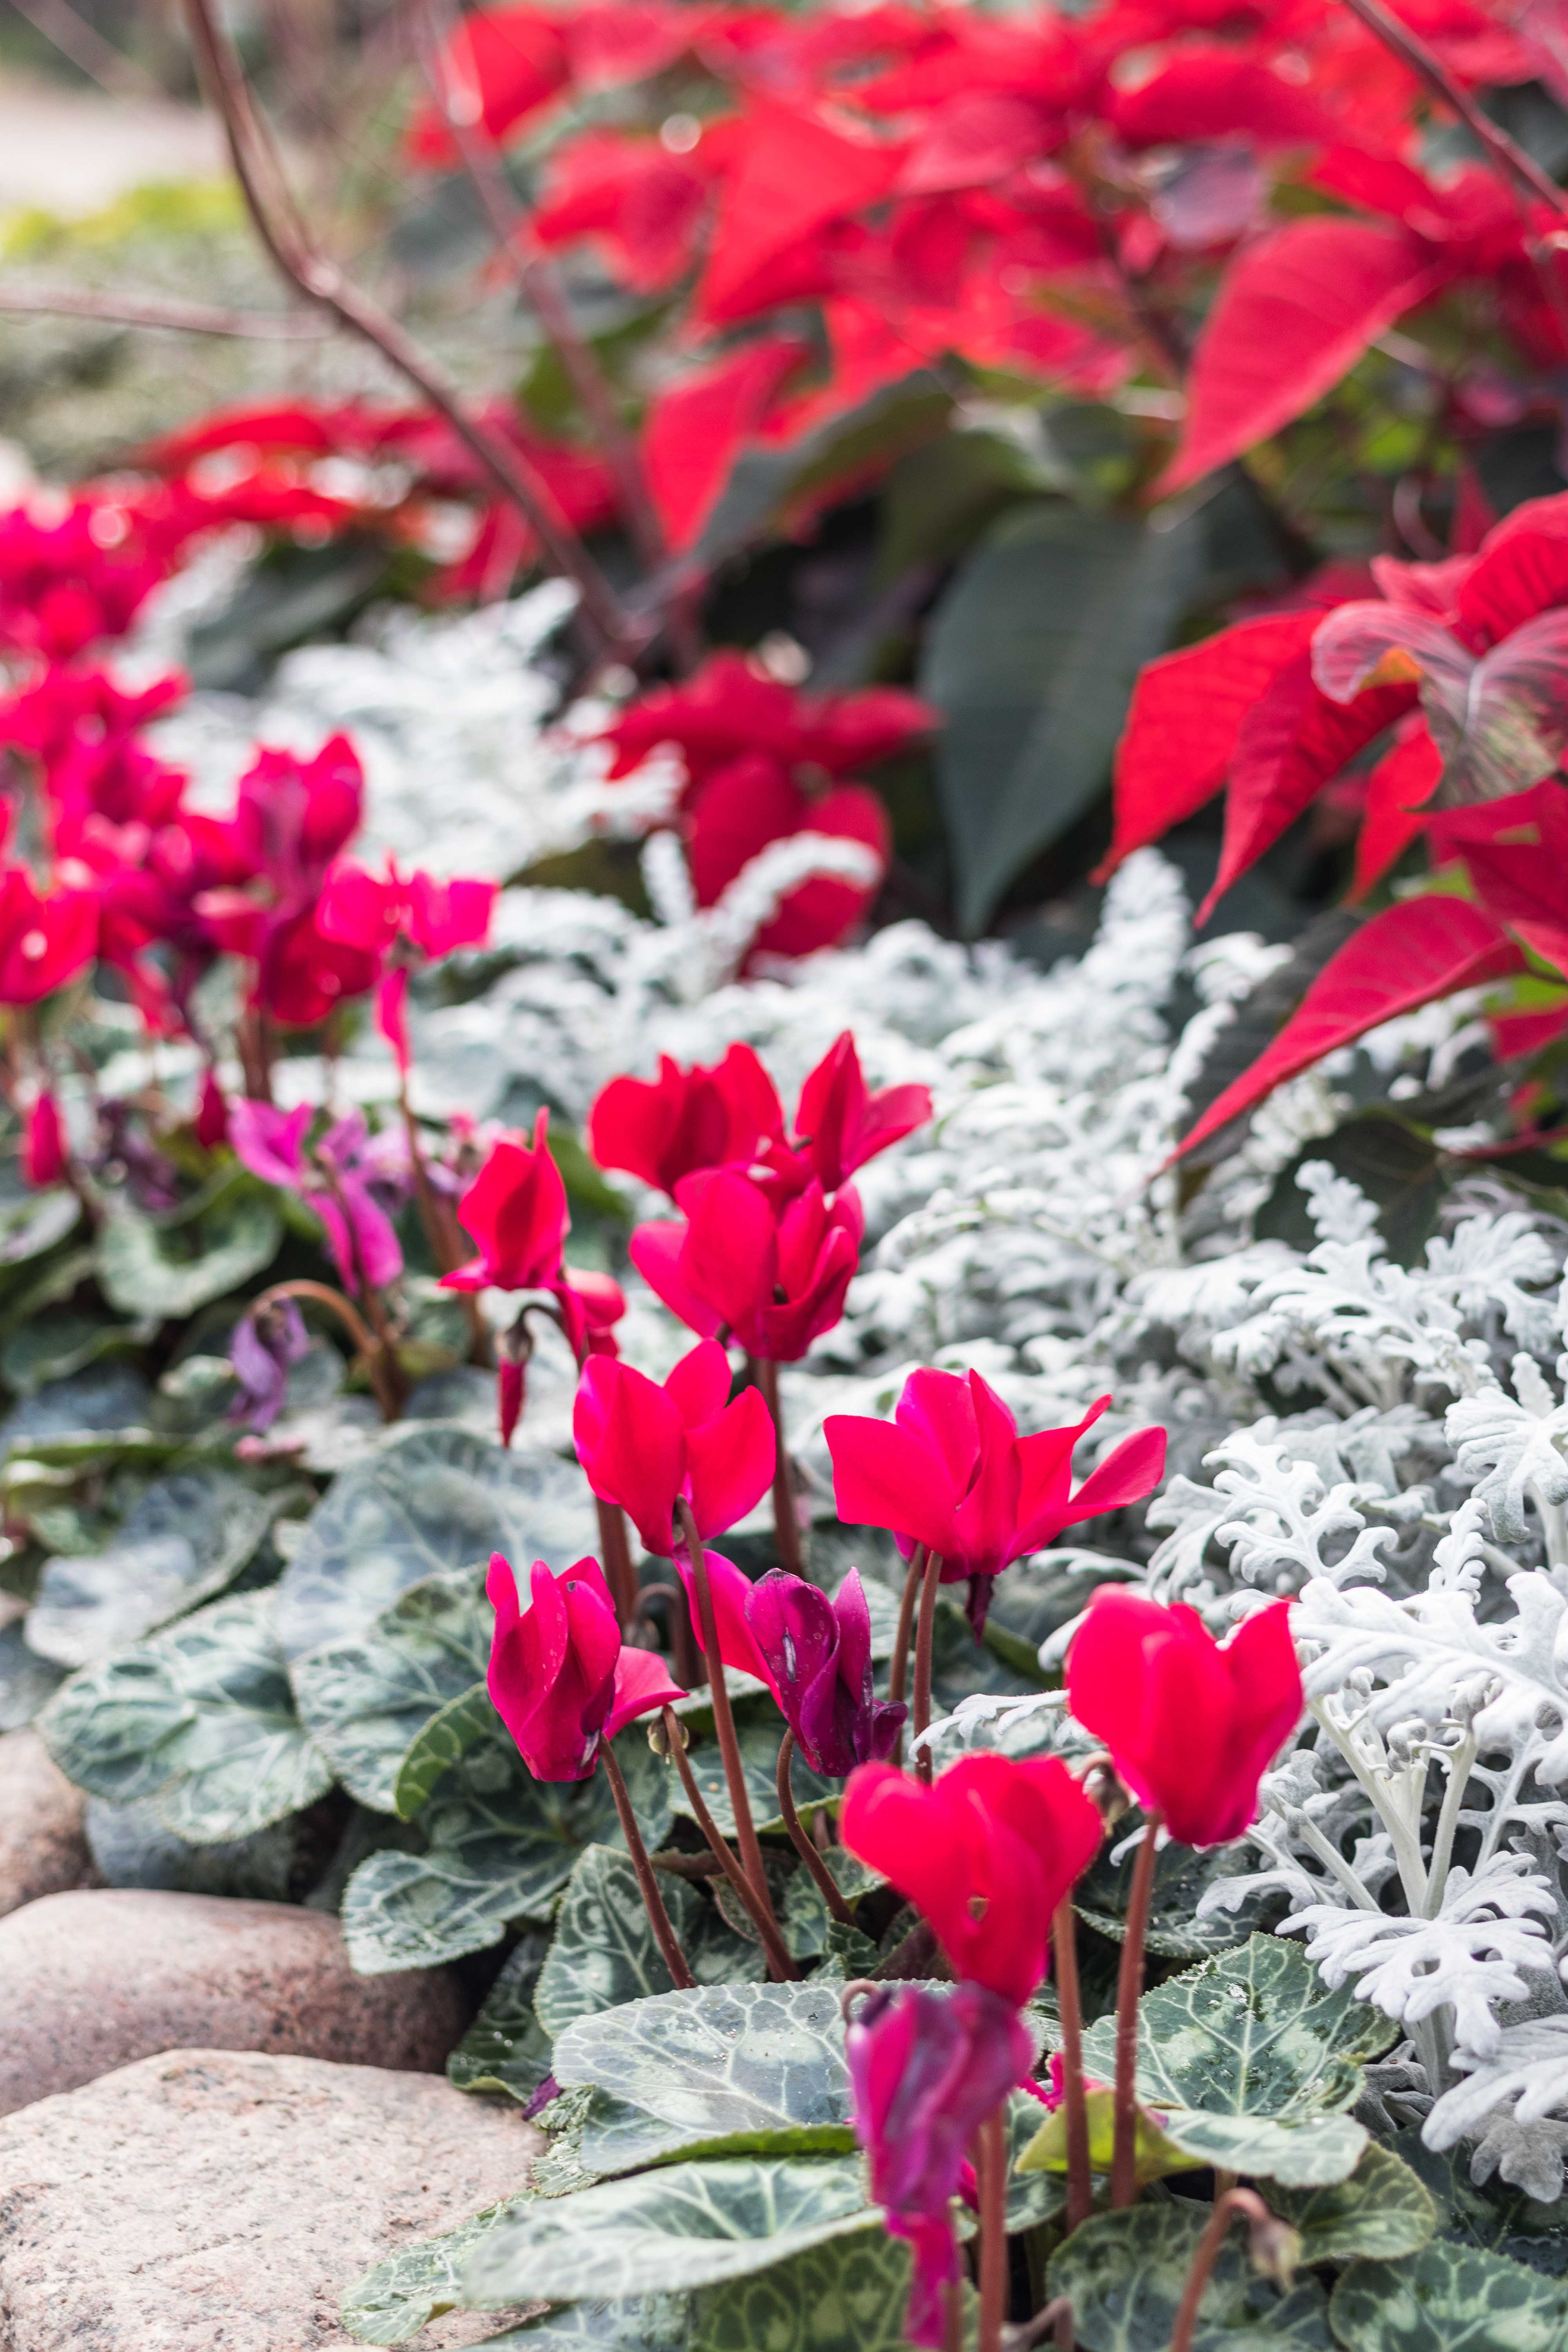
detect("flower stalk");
top-left (676, 1497), bottom-right (773, 1903)
top-left (910, 1545), bottom-right (945, 1784)
top-left (1110, 1815), bottom-right (1160, 2209)
top-left (753, 1353), bottom-right (804, 1578)
top-left (775, 1729), bottom-right (857, 1927)
top-left (661, 1707), bottom-right (797, 1980)
top-left (1051, 1893), bottom-right (1093, 2232)
top-left (977, 2102), bottom-right (1010, 2352)
top-left (599, 1736), bottom-right (694, 1990)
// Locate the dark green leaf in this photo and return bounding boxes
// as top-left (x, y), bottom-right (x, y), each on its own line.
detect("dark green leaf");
top-left (289, 1564), bottom-right (491, 1811)
top-left (875, 430), bottom-right (1047, 587)
top-left (393, 1681), bottom-right (496, 1819)
top-left (534, 1846), bottom-right (762, 2038)
top-left (339, 1726), bottom-right (670, 1973)
top-left (695, 375), bottom-right (952, 572)
top-left (463, 2157), bottom-right (877, 2304)
top-left (1076, 1839), bottom-right (1278, 1960)
top-left (276, 1424), bottom-right (597, 1661)
top-left (26, 1468), bottom-right (279, 1666)
top-left (551, 1981), bottom-right (857, 2176)
top-left (1328, 2241), bottom-right (1568, 2352)
top-left (0, 1187), bottom-right (80, 1271)
top-left (96, 1192), bottom-right (283, 1319)
top-left (1156, 2109), bottom-right (1367, 2189)
top-left (782, 1850), bottom-right (881, 1962)
top-left (1078, 1935), bottom-right (1395, 2119)
top-left (690, 2222), bottom-right (963, 2352)
top-left (919, 501), bottom-right (1202, 934)
top-left (37, 1590), bottom-right (332, 1841)
top-left (0, 1308), bottom-right (150, 1396)
top-left (0, 1361), bottom-right (151, 1460)
top-left (1256, 1113), bottom-right (1446, 1267)
top-left (447, 1931), bottom-right (555, 2102)
top-left (340, 2200), bottom-right (522, 2345)
top-left (1271, 2144), bottom-right (1437, 2263)
top-left (471, 2298), bottom-right (692, 2349)
top-left (668, 1706), bottom-right (837, 1840)
top-left (1049, 2201), bottom-right (1333, 2352)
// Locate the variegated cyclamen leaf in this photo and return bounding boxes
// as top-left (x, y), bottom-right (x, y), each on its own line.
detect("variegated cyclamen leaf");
top-left (533, 1846), bottom-right (762, 2039)
top-left (1328, 2242), bottom-right (1568, 2352)
top-left (1047, 2201), bottom-right (1333, 2352)
top-left (1270, 2144), bottom-right (1438, 2264)
top-left (289, 1563), bottom-right (491, 1812)
top-left (461, 2158), bottom-right (877, 2305)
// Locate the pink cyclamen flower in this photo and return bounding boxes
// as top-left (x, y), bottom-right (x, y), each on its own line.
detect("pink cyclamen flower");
top-left (486, 1551), bottom-right (684, 1781)
top-left (441, 1110), bottom-right (567, 1294)
top-left (573, 1338), bottom-right (774, 1557)
top-left (1066, 1588), bottom-right (1303, 1847)
top-left (586, 1040), bottom-right (784, 1197)
top-left (790, 1030), bottom-right (932, 1193)
top-left (630, 1166), bottom-right (861, 1361)
top-left (848, 1982), bottom-right (1035, 2349)
top-left (229, 1100), bottom-right (406, 1293)
top-left (318, 859), bottom-right (496, 1070)
top-left (826, 1367), bottom-right (1167, 1630)
top-left (20, 1090), bottom-right (65, 1188)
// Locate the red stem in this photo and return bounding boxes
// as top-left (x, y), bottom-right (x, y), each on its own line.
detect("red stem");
top-left (977, 2103), bottom-right (1010, 2352)
top-left (776, 1730), bottom-right (857, 1927)
top-left (1169, 2190), bottom-right (1277, 2352)
top-left (661, 1708), bottom-right (797, 1981)
top-left (1052, 1894), bottom-right (1093, 2233)
top-left (753, 1355), bottom-right (804, 1579)
top-left (600, 1737), bottom-right (693, 1990)
top-left (910, 1547), bottom-right (945, 1785)
top-left (1110, 1817), bottom-right (1160, 2209)
top-left (675, 1500), bottom-right (775, 1917)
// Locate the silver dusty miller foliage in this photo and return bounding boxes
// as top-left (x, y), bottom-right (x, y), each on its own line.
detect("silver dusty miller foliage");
top-left (147, 579), bottom-right (1568, 2205)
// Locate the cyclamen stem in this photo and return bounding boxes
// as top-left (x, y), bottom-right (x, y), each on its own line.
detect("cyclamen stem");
top-left (675, 1499), bottom-right (776, 1919)
top-left (1051, 1895), bottom-right (1093, 2233)
top-left (1110, 1815), bottom-right (1161, 2209)
top-left (911, 1547), bottom-right (945, 1786)
top-left (1009, 2296), bottom-right (1075, 2351)
top-left (753, 1356), bottom-right (804, 1579)
top-left (775, 1730), bottom-right (857, 1927)
top-left (944, 2276), bottom-right (964, 2352)
top-left (596, 1497), bottom-right (641, 1635)
top-left (661, 1708), bottom-right (798, 1982)
top-left (1168, 2190), bottom-right (1279, 2352)
top-left (251, 1278), bottom-right (401, 1423)
top-left (977, 2103), bottom-right (1010, 2352)
top-left (889, 1545), bottom-right (926, 1711)
top-left (599, 1736), bottom-right (693, 1990)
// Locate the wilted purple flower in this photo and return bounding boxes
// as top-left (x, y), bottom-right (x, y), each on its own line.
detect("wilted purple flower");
top-left (846, 1982), bottom-right (1034, 2349)
top-left (230, 1100), bottom-right (408, 1295)
top-left (745, 1567), bottom-right (905, 1776)
top-left (229, 1297), bottom-right (310, 1433)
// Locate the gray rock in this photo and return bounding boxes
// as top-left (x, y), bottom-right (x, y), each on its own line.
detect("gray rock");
top-left (0, 1728), bottom-right (91, 1916)
top-left (0, 2047), bottom-right (538, 2349)
top-left (0, 1888), bottom-right (470, 2113)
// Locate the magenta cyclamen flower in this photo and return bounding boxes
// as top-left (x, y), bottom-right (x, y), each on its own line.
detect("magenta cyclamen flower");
top-left (230, 1100), bottom-right (407, 1294)
top-left (228, 1296), bottom-right (309, 1432)
top-left (573, 1339), bottom-right (774, 1557)
top-left (848, 1982), bottom-right (1035, 2349)
top-left (745, 1567), bottom-right (905, 1775)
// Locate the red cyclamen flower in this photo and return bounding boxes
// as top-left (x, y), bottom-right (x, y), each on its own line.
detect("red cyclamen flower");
top-left (791, 1031), bottom-right (932, 1193)
top-left (826, 1368), bottom-right (1167, 1630)
top-left (21, 1091), bottom-right (65, 1188)
top-left (573, 1338), bottom-right (775, 1558)
top-left (631, 1166), bottom-right (861, 1361)
top-left (1066, 1589), bottom-right (1303, 1847)
top-left (486, 1552), bottom-right (684, 1782)
top-left (848, 1982), bottom-right (1035, 2351)
top-left (442, 1111), bottom-right (568, 1293)
top-left (842, 1754), bottom-right (1103, 2005)
top-left (587, 1041), bottom-right (784, 1198)
top-left (0, 868), bottom-right (97, 1004)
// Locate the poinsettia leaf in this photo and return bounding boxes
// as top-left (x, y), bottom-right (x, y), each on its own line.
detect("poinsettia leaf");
top-left (95, 1190), bottom-right (283, 1320)
top-left (1174, 897), bottom-right (1525, 1161)
top-left (533, 1846), bottom-right (763, 2038)
top-left (551, 1981), bottom-right (858, 2175)
top-left (1327, 2241), bottom-right (1568, 2352)
top-left (275, 1423), bottom-right (597, 1660)
top-left (462, 2156), bottom-right (877, 2305)
top-left (1078, 1934), bottom-right (1396, 2118)
top-left (339, 1725), bottom-right (671, 1972)
top-left (695, 375), bottom-right (952, 573)
top-left (1159, 218), bottom-right (1448, 494)
top-left (920, 501), bottom-right (1202, 934)
top-left (1099, 612), bottom-right (1317, 876)
top-left (1270, 2144), bottom-right (1438, 2263)
top-left (1049, 2201), bottom-right (1334, 2351)
top-left (289, 1564), bottom-right (491, 1811)
top-left (447, 1930), bottom-right (555, 2103)
top-left (37, 1589), bottom-right (332, 1843)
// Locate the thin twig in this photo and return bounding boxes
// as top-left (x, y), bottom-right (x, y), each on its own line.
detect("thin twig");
top-left (180, 0), bottom-right (644, 662)
top-left (1052, 1895), bottom-right (1093, 2234)
top-left (911, 1546), bottom-right (945, 1786)
top-left (776, 1730), bottom-right (857, 1927)
top-left (661, 1707), bottom-right (798, 1981)
top-left (601, 1737), bottom-right (695, 1989)
top-left (1341, 0), bottom-right (1568, 214)
top-left (0, 286), bottom-right (328, 339)
top-left (1110, 1817), bottom-right (1160, 2209)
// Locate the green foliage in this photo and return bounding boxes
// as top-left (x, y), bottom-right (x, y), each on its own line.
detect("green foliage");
top-left (1048, 2201), bottom-right (1334, 2351)
top-left (668, 1701), bottom-right (837, 1838)
top-left (95, 1184), bottom-right (283, 1319)
top-left (27, 1468), bottom-right (281, 1667)
top-left (920, 501), bottom-right (1202, 934)
top-left (338, 1726), bottom-right (670, 1972)
top-left (1328, 2241), bottom-right (1568, 2352)
top-left (38, 1589), bottom-right (332, 1843)
top-left (689, 2225), bottom-right (955, 2352)
top-left (1271, 2145), bottom-right (1438, 2264)
top-left (1075, 1839), bottom-right (1278, 1960)
top-left (533, 1846), bottom-right (762, 2037)
top-left (461, 2156), bottom-right (877, 2304)
top-left (551, 1981), bottom-right (858, 2175)
top-left (274, 1423), bottom-right (597, 1661)
top-left (447, 1932), bottom-right (555, 2102)
top-left (289, 1563), bottom-right (491, 1812)
top-left (340, 2200), bottom-right (522, 2345)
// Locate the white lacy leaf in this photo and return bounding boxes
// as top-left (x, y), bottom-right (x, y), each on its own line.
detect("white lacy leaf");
top-left (1446, 1356), bottom-right (1568, 1543)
